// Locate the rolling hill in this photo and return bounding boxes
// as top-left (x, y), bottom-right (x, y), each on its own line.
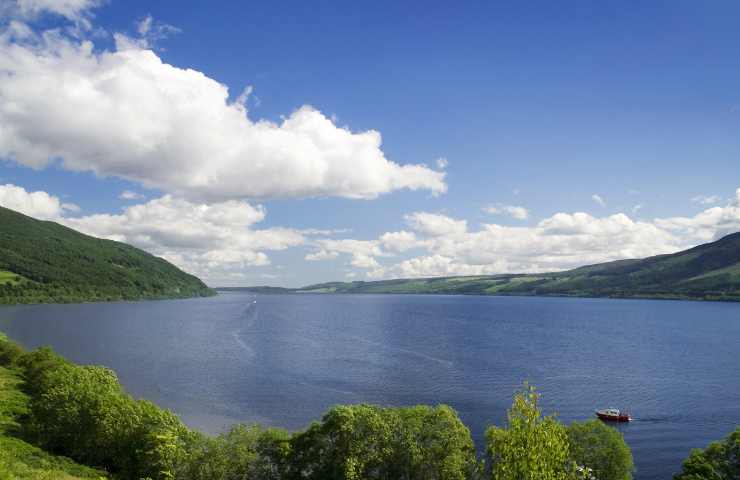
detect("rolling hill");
top-left (230, 231), bottom-right (740, 301)
top-left (0, 206), bottom-right (214, 304)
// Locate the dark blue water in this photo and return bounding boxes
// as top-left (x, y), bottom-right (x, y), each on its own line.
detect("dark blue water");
top-left (0, 293), bottom-right (738, 479)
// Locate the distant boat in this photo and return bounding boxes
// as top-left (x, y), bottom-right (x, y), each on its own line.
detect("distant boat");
top-left (596, 408), bottom-right (632, 422)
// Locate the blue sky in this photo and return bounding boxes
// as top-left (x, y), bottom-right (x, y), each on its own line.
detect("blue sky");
top-left (0, 0), bottom-right (739, 286)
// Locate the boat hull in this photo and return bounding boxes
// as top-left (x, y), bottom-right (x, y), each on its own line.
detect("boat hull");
top-left (596, 411), bottom-right (631, 422)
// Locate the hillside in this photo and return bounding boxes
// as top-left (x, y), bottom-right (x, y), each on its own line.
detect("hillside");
top-left (230, 231), bottom-right (740, 301)
top-left (0, 206), bottom-right (214, 304)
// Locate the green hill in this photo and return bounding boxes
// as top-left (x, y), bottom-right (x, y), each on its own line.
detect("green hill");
top-left (232, 231), bottom-right (740, 301)
top-left (0, 206), bottom-right (214, 304)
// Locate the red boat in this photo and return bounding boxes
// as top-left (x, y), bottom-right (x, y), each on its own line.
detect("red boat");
top-left (595, 408), bottom-right (631, 422)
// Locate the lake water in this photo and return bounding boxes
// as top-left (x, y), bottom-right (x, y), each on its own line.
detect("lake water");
top-left (0, 292), bottom-right (738, 479)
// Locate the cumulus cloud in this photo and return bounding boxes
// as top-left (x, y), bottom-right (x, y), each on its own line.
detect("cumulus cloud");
top-left (305, 250), bottom-right (339, 261)
top-left (691, 194), bottom-right (720, 205)
top-left (379, 230), bottom-right (422, 252)
top-left (2, 0), bottom-right (102, 27)
top-left (59, 195), bottom-right (304, 283)
top-left (314, 189), bottom-right (740, 280)
top-left (484, 204), bottom-right (529, 220)
top-left (404, 212), bottom-right (467, 237)
top-left (119, 190), bottom-right (145, 200)
top-left (0, 19), bottom-right (446, 201)
top-left (306, 238), bottom-right (384, 268)
top-left (0, 183), bottom-right (75, 219)
top-left (436, 157), bottom-right (448, 169)
top-left (591, 194), bottom-right (606, 207)
top-left (656, 188), bottom-right (740, 243)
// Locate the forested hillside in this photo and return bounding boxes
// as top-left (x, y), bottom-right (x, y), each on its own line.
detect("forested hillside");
top-left (0, 206), bottom-right (214, 304)
top-left (235, 231), bottom-right (740, 301)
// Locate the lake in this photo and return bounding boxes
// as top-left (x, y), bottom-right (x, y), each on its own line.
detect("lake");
top-left (0, 292), bottom-right (738, 479)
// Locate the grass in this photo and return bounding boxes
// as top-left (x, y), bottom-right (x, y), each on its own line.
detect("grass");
top-left (0, 270), bottom-right (26, 287)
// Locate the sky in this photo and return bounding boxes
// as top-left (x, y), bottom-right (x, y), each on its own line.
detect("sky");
top-left (0, 0), bottom-right (739, 287)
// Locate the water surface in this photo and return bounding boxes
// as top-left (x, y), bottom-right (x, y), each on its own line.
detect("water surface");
top-left (1, 293), bottom-right (738, 479)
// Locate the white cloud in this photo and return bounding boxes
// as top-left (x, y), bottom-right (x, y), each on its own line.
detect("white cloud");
top-left (591, 194), bottom-right (606, 207)
top-left (0, 21), bottom-right (446, 201)
top-left (404, 212), bottom-right (467, 237)
top-left (656, 188), bottom-right (740, 243)
top-left (299, 228), bottom-right (352, 236)
top-left (632, 204), bottom-right (643, 213)
top-left (0, 183), bottom-right (74, 219)
top-left (484, 204), bottom-right (529, 220)
top-left (61, 195), bottom-right (304, 284)
top-left (333, 190), bottom-right (740, 279)
top-left (131, 14), bottom-right (180, 50)
top-left (305, 250), bottom-right (339, 261)
top-left (61, 201), bottom-right (80, 212)
top-left (306, 238), bottom-right (384, 268)
top-left (119, 190), bottom-right (145, 200)
top-left (436, 157), bottom-right (448, 169)
top-left (5, 0), bottom-right (101, 26)
top-left (368, 254), bottom-right (498, 279)
top-left (367, 212), bottom-right (682, 279)
top-left (379, 230), bottom-right (421, 252)
top-left (691, 194), bottom-right (720, 205)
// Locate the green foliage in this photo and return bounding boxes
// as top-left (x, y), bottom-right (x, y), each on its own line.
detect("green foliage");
top-left (289, 403), bottom-right (478, 480)
top-left (567, 419), bottom-right (634, 480)
top-left (0, 435), bottom-right (107, 479)
top-left (0, 205), bottom-right (214, 305)
top-left (245, 231), bottom-right (740, 301)
top-left (0, 366), bottom-right (28, 433)
top-left (674, 427), bottom-right (739, 480)
top-left (485, 383), bottom-right (571, 480)
top-left (178, 424), bottom-right (290, 480)
top-left (5, 341), bottom-right (188, 479)
top-left (0, 361), bottom-right (106, 479)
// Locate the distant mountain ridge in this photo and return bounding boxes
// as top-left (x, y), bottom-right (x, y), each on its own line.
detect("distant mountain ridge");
top-left (227, 231), bottom-right (740, 301)
top-left (0, 206), bottom-right (214, 304)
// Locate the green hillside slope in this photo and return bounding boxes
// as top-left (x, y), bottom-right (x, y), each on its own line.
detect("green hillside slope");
top-left (232, 231), bottom-right (740, 301)
top-left (0, 206), bottom-right (214, 304)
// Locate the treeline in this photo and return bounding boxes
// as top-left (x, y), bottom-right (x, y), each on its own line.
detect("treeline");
top-left (0, 281), bottom-right (208, 305)
top-left (0, 335), bottom-right (736, 479)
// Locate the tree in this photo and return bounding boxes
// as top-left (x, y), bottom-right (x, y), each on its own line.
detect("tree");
top-left (674, 427), bottom-right (739, 480)
top-left (288, 403), bottom-right (477, 480)
top-left (390, 405), bottom-right (479, 480)
top-left (567, 419), bottom-right (633, 480)
top-left (176, 424), bottom-right (291, 480)
top-left (485, 383), bottom-right (570, 480)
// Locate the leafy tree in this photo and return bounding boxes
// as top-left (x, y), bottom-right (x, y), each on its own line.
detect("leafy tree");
top-left (485, 383), bottom-right (570, 480)
top-left (23, 362), bottom-right (126, 465)
top-left (674, 427), bottom-right (739, 480)
top-left (289, 403), bottom-right (477, 480)
top-left (390, 405), bottom-right (479, 480)
top-left (567, 419), bottom-right (633, 480)
top-left (289, 404), bottom-right (395, 480)
top-left (177, 424), bottom-right (291, 480)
